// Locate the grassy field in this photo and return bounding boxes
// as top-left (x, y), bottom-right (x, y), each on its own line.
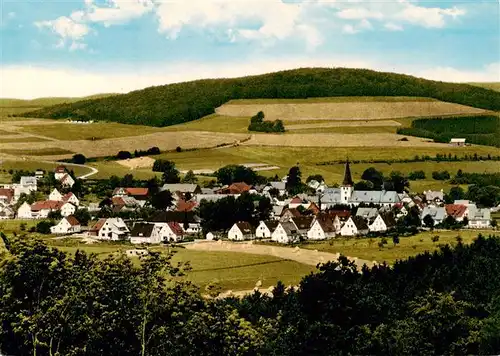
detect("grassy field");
top-left (217, 98), bottom-right (488, 121)
top-left (468, 82), bottom-right (500, 92)
top-left (227, 96), bottom-right (439, 104)
top-left (0, 137), bottom-right (50, 143)
top-left (152, 145), bottom-right (500, 191)
top-left (19, 122), bottom-right (166, 141)
top-left (164, 114), bottom-right (251, 133)
top-left (0, 148), bottom-right (74, 156)
top-left (0, 94), bottom-right (115, 108)
top-left (89, 161), bottom-right (160, 180)
top-left (301, 230), bottom-right (499, 264)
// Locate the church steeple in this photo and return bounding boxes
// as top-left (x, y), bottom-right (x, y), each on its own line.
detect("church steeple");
top-left (342, 160), bottom-right (354, 186)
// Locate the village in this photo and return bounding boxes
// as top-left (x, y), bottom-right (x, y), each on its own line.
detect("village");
top-left (0, 160), bottom-right (496, 248)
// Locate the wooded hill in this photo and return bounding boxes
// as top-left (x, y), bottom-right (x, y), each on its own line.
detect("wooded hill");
top-left (19, 68), bottom-right (500, 127)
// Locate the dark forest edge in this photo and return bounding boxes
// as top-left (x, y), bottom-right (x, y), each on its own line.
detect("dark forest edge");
top-left (1, 233), bottom-right (500, 355)
top-left (397, 115), bottom-right (500, 148)
top-left (16, 67), bottom-right (500, 127)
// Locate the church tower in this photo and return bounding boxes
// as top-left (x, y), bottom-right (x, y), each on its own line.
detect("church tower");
top-left (340, 160), bottom-right (354, 204)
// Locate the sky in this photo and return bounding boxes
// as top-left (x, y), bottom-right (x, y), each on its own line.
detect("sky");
top-left (1, 0), bottom-right (499, 99)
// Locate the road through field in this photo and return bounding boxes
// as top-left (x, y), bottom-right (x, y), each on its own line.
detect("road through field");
top-left (185, 241), bottom-right (376, 270)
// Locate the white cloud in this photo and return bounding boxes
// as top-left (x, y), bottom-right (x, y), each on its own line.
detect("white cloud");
top-left (342, 24), bottom-right (358, 34)
top-left (85, 0), bottom-right (154, 27)
top-left (35, 16), bottom-right (90, 50)
top-left (3, 60), bottom-right (498, 99)
top-left (334, 0), bottom-right (465, 33)
top-left (384, 22), bottom-right (403, 31)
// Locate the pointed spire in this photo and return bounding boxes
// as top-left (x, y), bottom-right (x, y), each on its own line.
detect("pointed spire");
top-left (342, 159), bottom-right (354, 186)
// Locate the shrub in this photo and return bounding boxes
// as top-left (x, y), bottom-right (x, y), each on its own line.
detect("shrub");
top-left (176, 146), bottom-right (182, 153)
top-left (116, 151), bottom-right (132, 160)
top-left (36, 221), bottom-right (54, 234)
top-left (72, 154), bottom-right (86, 165)
top-left (431, 235), bottom-right (440, 243)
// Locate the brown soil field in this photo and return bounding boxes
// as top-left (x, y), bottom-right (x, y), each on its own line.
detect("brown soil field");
top-left (286, 120), bottom-right (401, 130)
top-left (242, 133), bottom-right (443, 147)
top-left (216, 100), bottom-right (487, 120)
top-left (0, 131), bottom-right (250, 158)
top-left (116, 156), bottom-right (156, 169)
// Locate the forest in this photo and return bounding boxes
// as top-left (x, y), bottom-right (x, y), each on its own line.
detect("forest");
top-left (17, 68), bottom-right (500, 127)
top-left (397, 115), bottom-right (500, 147)
top-left (1, 234), bottom-right (500, 355)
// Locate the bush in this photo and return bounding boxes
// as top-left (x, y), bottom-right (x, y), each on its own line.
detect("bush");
top-left (36, 221), bottom-right (54, 234)
top-left (116, 151), bottom-right (132, 160)
top-left (408, 170), bottom-right (426, 180)
top-left (432, 171), bottom-right (451, 180)
top-left (176, 146), bottom-right (182, 153)
top-left (248, 111), bottom-right (285, 133)
top-left (72, 154), bottom-right (86, 165)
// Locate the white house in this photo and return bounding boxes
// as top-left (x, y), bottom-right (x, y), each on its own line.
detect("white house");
top-left (62, 192), bottom-right (80, 206)
top-left (228, 222), bottom-right (255, 241)
top-left (468, 207), bottom-right (491, 229)
top-left (59, 174), bottom-right (75, 188)
top-left (271, 221), bottom-right (299, 244)
top-left (49, 188), bottom-right (64, 201)
top-left (256, 220), bottom-right (279, 239)
top-left (340, 216), bottom-right (369, 237)
top-left (0, 202), bottom-right (14, 220)
top-left (54, 166), bottom-right (68, 181)
top-left (130, 223), bottom-right (162, 244)
top-left (50, 216), bottom-right (81, 234)
top-left (30, 200), bottom-right (65, 219)
top-left (307, 216), bottom-right (338, 240)
top-left (161, 222), bottom-right (185, 242)
top-left (369, 213), bottom-right (396, 233)
top-left (17, 202), bottom-right (33, 219)
top-left (90, 218), bottom-right (130, 241)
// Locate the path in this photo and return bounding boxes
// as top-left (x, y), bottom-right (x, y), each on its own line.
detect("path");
top-left (185, 240), bottom-right (376, 270)
top-left (38, 160), bottom-right (99, 179)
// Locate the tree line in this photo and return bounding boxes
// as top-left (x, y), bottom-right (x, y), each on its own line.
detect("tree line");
top-left (17, 68), bottom-right (500, 127)
top-left (1, 233), bottom-right (500, 355)
top-left (248, 111), bottom-right (285, 133)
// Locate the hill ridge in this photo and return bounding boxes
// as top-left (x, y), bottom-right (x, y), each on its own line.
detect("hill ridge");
top-left (17, 67), bottom-right (500, 127)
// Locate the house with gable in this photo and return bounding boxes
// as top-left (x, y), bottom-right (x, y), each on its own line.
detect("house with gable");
top-left (62, 192), bottom-right (80, 206)
top-left (216, 182), bottom-right (252, 195)
top-left (0, 189), bottom-right (14, 205)
top-left (49, 188), bottom-right (64, 201)
top-left (112, 187), bottom-right (149, 206)
top-left (356, 207), bottom-right (379, 220)
top-left (0, 202), bottom-right (14, 220)
top-left (421, 206), bottom-right (447, 226)
top-left (17, 202), bottom-right (33, 219)
top-left (161, 184), bottom-right (202, 196)
top-left (424, 190), bottom-right (445, 206)
top-left (256, 220), bottom-right (279, 239)
top-left (445, 204), bottom-right (469, 222)
top-left (263, 181), bottom-right (286, 197)
top-left (54, 166), bottom-right (68, 181)
top-left (90, 218), bottom-right (130, 241)
top-left (369, 213), bottom-right (397, 233)
top-left (50, 216), bottom-right (81, 234)
top-left (30, 200), bottom-right (65, 219)
top-left (228, 222), bottom-right (255, 241)
top-left (160, 222), bottom-right (185, 242)
top-left (130, 223), bottom-right (161, 244)
top-left (271, 221), bottom-right (300, 244)
top-left (280, 208), bottom-right (302, 223)
top-left (290, 216), bottom-right (315, 237)
top-left (307, 215), bottom-right (338, 240)
top-left (340, 216), bottom-right (369, 237)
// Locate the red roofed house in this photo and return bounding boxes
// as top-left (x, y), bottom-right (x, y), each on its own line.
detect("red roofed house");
top-left (288, 196), bottom-right (305, 209)
top-left (162, 222), bottom-right (184, 242)
top-left (216, 182), bottom-right (251, 195)
top-left (54, 166), bottom-right (68, 180)
top-left (175, 199), bottom-right (197, 212)
top-left (0, 188), bottom-right (14, 204)
top-left (62, 192), bottom-right (80, 206)
top-left (50, 215), bottom-right (81, 234)
top-left (279, 208), bottom-right (302, 223)
top-left (31, 200), bottom-right (65, 219)
top-left (113, 187), bottom-right (149, 206)
top-left (445, 204), bottom-right (469, 222)
top-left (90, 218), bottom-right (129, 240)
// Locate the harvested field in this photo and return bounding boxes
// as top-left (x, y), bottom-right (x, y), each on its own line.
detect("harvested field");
top-left (243, 133), bottom-right (443, 147)
top-left (216, 99), bottom-right (487, 121)
top-left (0, 131), bottom-right (250, 158)
top-left (0, 148), bottom-right (74, 156)
top-left (116, 156), bottom-right (156, 170)
top-left (0, 136), bottom-right (50, 143)
top-left (286, 120), bottom-right (401, 130)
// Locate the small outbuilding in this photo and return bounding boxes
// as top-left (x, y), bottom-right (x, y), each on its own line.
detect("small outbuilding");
top-left (450, 138), bottom-right (466, 146)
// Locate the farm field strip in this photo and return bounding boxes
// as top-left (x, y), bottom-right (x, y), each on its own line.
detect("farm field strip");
top-left (285, 120), bottom-right (401, 130)
top-left (226, 96), bottom-right (439, 104)
top-left (216, 100), bottom-right (487, 121)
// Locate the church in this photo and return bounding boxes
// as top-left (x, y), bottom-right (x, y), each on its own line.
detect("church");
top-left (320, 161), bottom-right (400, 208)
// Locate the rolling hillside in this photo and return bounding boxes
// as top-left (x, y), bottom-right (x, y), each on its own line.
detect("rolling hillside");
top-left (0, 94), bottom-right (116, 109)
top-left (468, 82), bottom-right (500, 92)
top-left (18, 68), bottom-right (500, 127)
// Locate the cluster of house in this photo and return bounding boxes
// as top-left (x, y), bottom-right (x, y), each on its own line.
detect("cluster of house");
top-left (0, 162), bottom-right (496, 244)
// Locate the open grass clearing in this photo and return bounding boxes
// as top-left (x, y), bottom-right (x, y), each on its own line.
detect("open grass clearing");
top-left (164, 114), bottom-right (251, 133)
top-left (19, 122), bottom-right (166, 140)
top-left (89, 161), bottom-right (160, 180)
top-left (285, 120), bottom-right (402, 130)
top-left (217, 99), bottom-right (487, 121)
top-left (301, 230), bottom-right (499, 264)
top-left (468, 82), bottom-right (500, 92)
top-left (0, 137), bottom-right (50, 143)
top-left (0, 148), bottom-right (74, 156)
top-left (18, 236), bottom-right (314, 292)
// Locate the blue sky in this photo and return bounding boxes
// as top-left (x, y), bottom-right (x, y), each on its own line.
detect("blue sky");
top-left (1, 0), bottom-right (499, 98)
